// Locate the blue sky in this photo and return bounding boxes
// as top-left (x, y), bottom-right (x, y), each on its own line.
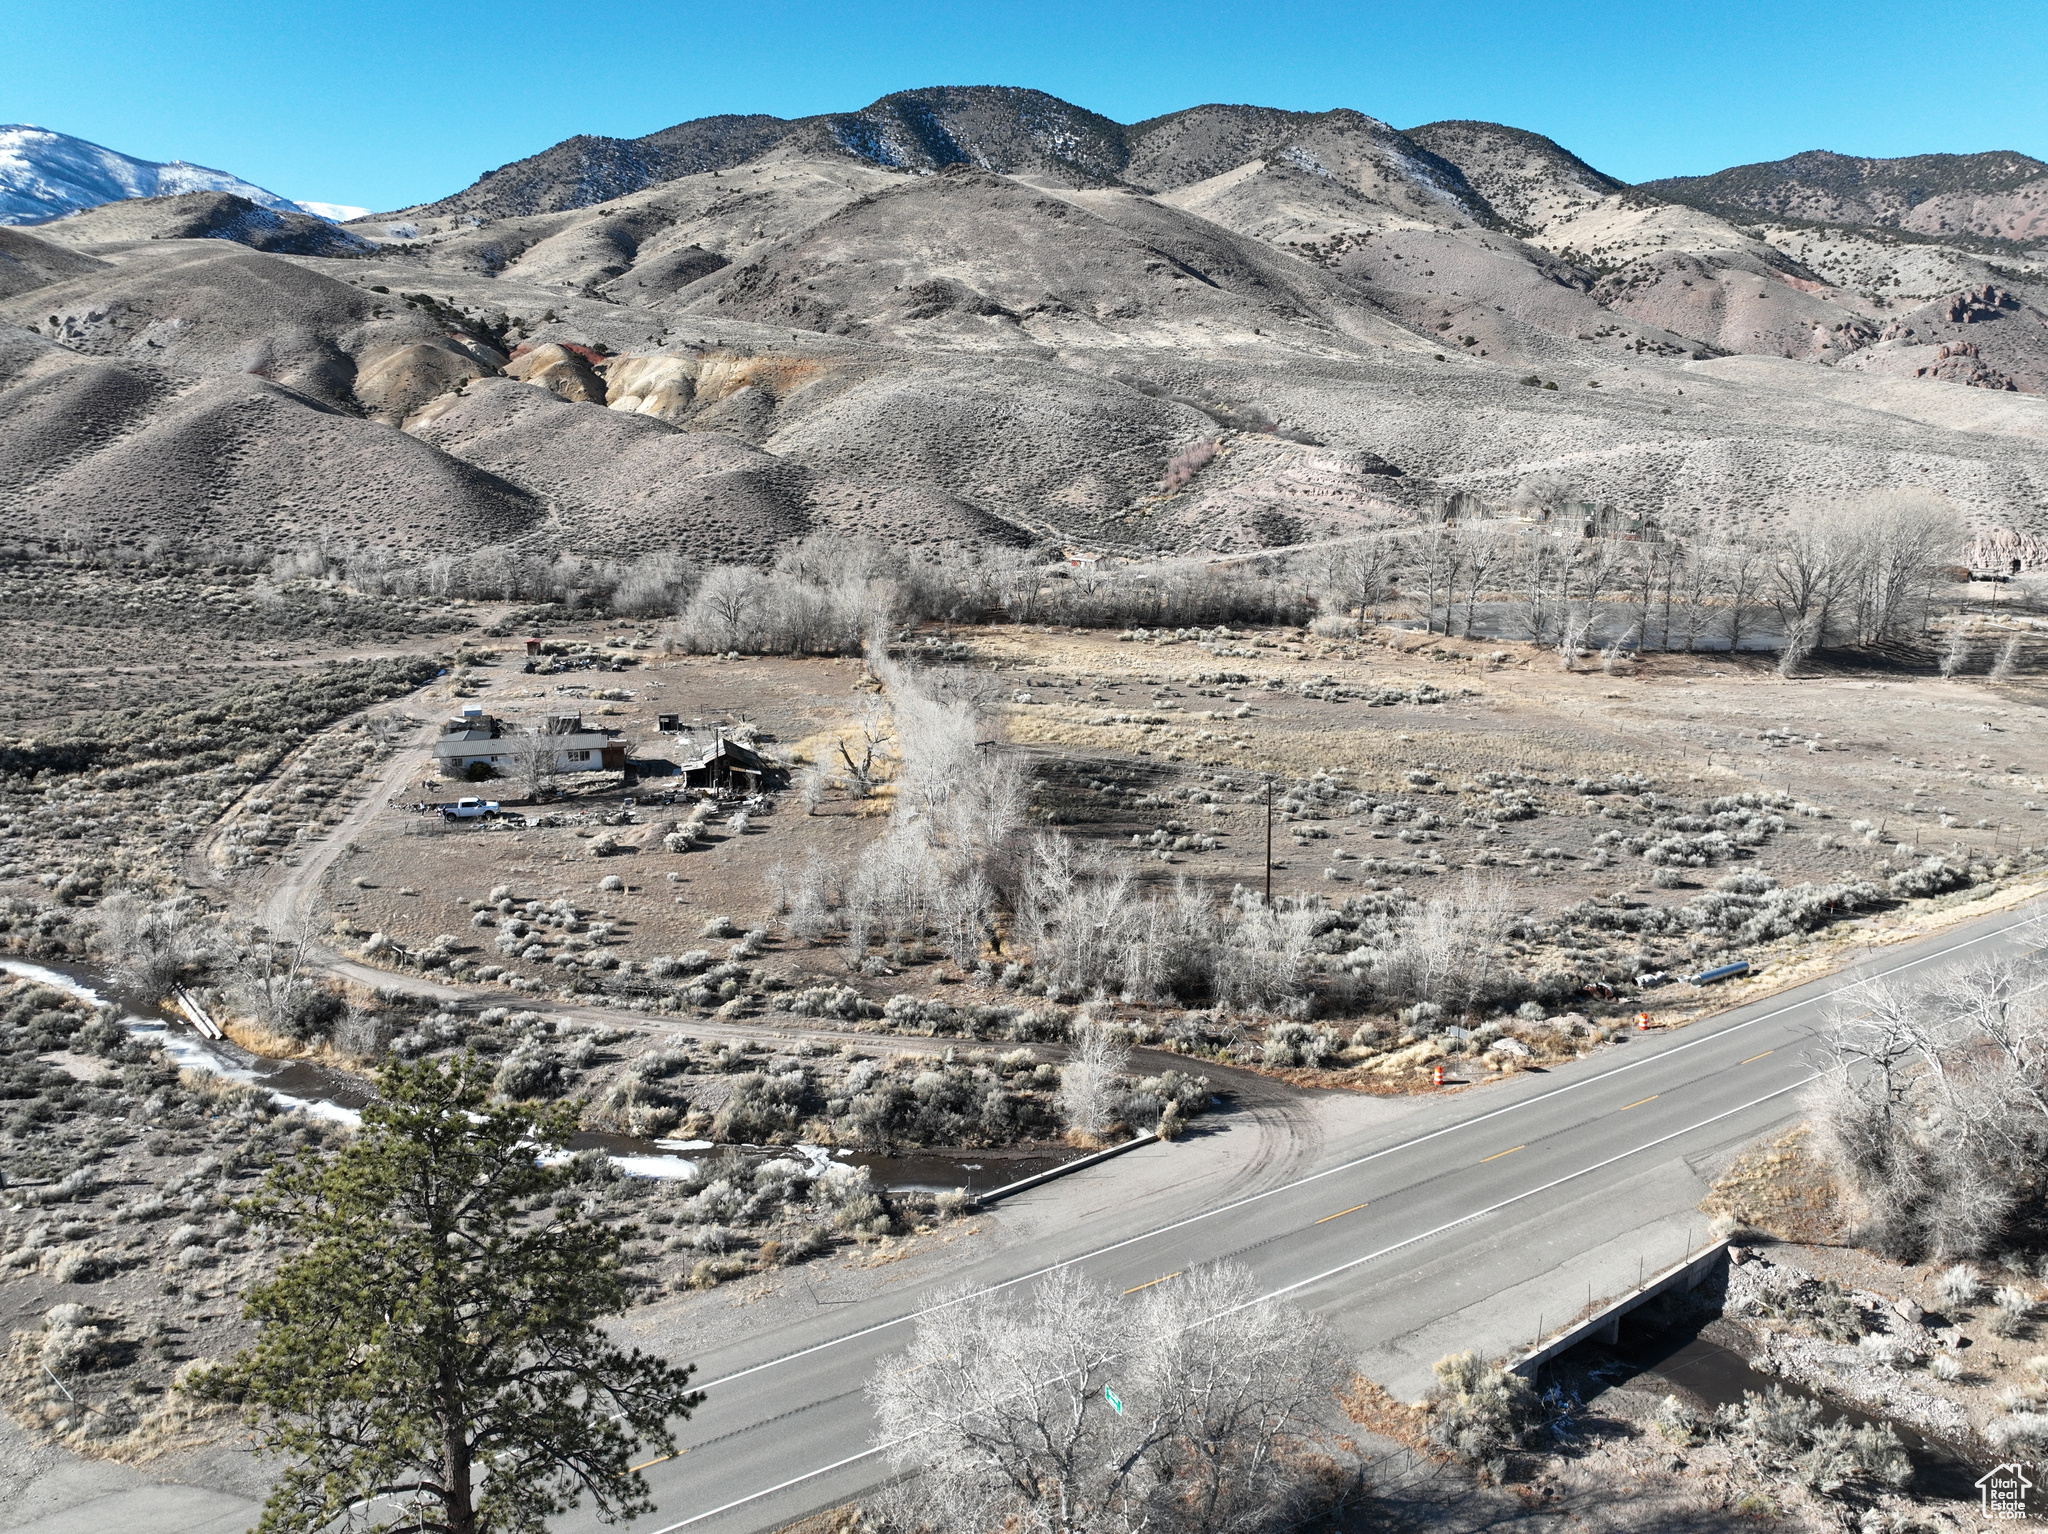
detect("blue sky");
top-left (6, 0), bottom-right (2043, 212)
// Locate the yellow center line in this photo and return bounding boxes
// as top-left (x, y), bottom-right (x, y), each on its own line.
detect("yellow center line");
top-left (1620, 1095), bottom-right (1658, 1111)
top-left (1739, 1050), bottom-right (1774, 1065)
top-left (1315, 1202), bottom-right (1370, 1224)
top-left (1479, 1145), bottom-right (1524, 1164)
top-left (630, 1449), bottom-right (684, 1472)
top-left (1124, 1271), bottom-right (1182, 1295)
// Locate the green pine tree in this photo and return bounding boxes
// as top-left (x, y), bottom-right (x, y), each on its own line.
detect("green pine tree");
top-left (198, 1054), bottom-right (702, 1534)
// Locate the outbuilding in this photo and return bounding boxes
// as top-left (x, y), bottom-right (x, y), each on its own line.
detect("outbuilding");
top-left (680, 736), bottom-right (770, 792)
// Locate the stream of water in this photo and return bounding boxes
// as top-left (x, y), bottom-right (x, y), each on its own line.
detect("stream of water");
top-left (2, 957), bottom-right (1069, 1192)
top-left (1584, 1307), bottom-right (1984, 1500)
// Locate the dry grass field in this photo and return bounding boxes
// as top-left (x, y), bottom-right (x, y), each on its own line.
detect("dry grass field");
top-left (287, 610), bottom-right (2048, 1097)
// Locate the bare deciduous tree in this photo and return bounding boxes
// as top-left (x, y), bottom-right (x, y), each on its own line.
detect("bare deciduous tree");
top-left (1512, 533), bottom-right (1551, 644)
top-left (1306, 535), bottom-right (1401, 628)
top-left (1992, 633), bottom-right (2022, 681)
top-left (1940, 618), bottom-right (1972, 678)
top-left (867, 1265), bottom-right (1351, 1534)
top-left (1458, 524), bottom-right (1510, 638)
top-left (1059, 1017), bottom-right (1132, 1142)
top-left (508, 728), bottom-right (556, 802)
top-left (1843, 489), bottom-right (1960, 646)
top-left (96, 891), bottom-right (210, 999)
top-left (1807, 951), bottom-right (2048, 1260)
top-left (1767, 507), bottom-right (1853, 649)
top-left (1415, 522), bottom-right (1464, 637)
top-left (834, 697), bottom-right (895, 798)
top-left (1714, 541), bottom-right (1769, 654)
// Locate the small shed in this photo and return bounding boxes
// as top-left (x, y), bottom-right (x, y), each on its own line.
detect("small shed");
top-left (681, 737), bottom-right (769, 792)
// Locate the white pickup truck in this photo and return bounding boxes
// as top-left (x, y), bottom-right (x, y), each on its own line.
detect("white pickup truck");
top-left (441, 797), bottom-right (501, 821)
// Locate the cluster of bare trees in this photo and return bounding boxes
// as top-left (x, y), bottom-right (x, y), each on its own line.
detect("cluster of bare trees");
top-left (94, 896), bottom-right (382, 1051)
top-left (73, 480), bottom-right (1964, 669)
top-left (1312, 486), bottom-right (1961, 659)
top-left (1809, 948), bottom-right (2048, 1261)
top-left (1373, 876), bottom-right (1517, 1017)
top-left (670, 535), bottom-right (1315, 654)
top-left (866, 1265), bottom-right (1354, 1534)
top-left (1014, 846), bottom-right (1322, 1015)
top-left (773, 663), bottom-right (1371, 1015)
top-left (1018, 859), bottom-right (1523, 1019)
top-left (269, 543), bottom-right (701, 612)
top-left (94, 891), bottom-right (214, 999)
top-left (783, 705), bottom-right (1530, 1016)
top-left (772, 652), bottom-right (1027, 964)
top-left (1059, 1018), bottom-right (1133, 1140)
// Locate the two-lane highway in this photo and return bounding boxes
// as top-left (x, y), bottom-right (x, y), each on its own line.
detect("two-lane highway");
top-left (564, 897), bottom-right (2042, 1534)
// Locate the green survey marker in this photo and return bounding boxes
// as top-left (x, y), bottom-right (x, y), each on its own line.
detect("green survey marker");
top-left (1105, 1387), bottom-right (1123, 1415)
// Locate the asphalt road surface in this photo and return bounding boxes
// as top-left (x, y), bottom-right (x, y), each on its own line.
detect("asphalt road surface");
top-left (559, 897), bottom-right (2042, 1534)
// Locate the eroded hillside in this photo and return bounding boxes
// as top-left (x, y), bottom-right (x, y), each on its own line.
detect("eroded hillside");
top-left (1, 87), bottom-right (2044, 566)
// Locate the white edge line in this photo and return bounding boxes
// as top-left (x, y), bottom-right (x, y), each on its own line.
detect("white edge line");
top-left (648, 1442), bottom-right (894, 1532)
top-left (687, 909), bottom-right (2027, 1395)
top-left (1248, 1072), bottom-right (1819, 1306)
top-left (644, 1071), bottom-right (1823, 1528)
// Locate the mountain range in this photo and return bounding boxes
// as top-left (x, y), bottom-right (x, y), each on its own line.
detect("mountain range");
top-left (0, 125), bottom-right (358, 227)
top-left (3, 86), bottom-right (2046, 569)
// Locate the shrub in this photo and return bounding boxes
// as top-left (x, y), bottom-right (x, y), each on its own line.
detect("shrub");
top-left (279, 986), bottom-right (346, 1042)
top-left (1888, 857), bottom-right (1972, 898)
top-left (38, 1305), bottom-right (108, 1373)
top-left (1425, 1351), bottom-right (1545, 1473)
top-left (1989, 1412), bottom-right (2048, 1451)
top-left (1939, 1264), bottom-right (1984, 1307)
top-left (493, 1045), bottom-right (562, 1101)
top-left (1261, 1020), bottom-right (1338, 1067)
top-left (1652, 1393), bottom-right (1706, 1445)
top-left (1858, 1332), bottom-right (1912, 1369)
top-left (1713, 1385), bottom-right (1910, 1495)
top-left (1161, 437), bottom-right (1218, 491)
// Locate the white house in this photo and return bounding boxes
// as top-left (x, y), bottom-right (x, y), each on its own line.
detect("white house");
top-left (432, 708), bottom-right (626, 779)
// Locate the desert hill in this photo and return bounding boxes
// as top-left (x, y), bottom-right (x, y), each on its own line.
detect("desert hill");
top-left (402, 115), bottom-right (795, 223)
top-left (3, 87), bottom-right (2047, 569)
top-left (385, 89), bottom-right (1488, 224)
top-left (1403, 122), bottom-right (1625, 233)
top-left (0, 225), bottom-right (107, 300)
top-left (389, 87), bottom-right (1140, 224)
top-left (1645, 149), bottom-right (2048, 243)
top-left (27, 190), bottom-right (374, 258)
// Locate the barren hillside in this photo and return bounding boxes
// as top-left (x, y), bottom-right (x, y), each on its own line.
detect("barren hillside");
top-left (1645, 148), bottom-right (2048, 242)
top-left (2, 86), bottom-right (2045, 567)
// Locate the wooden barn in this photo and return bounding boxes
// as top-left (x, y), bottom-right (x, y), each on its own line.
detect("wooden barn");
top-left (681, 736), bottom-right (771, 792)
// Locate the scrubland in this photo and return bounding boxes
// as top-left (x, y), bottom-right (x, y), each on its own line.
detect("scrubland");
top-left (2, 534), bottom-right (2045, 1500)
top-left (313, 606), bottom-right (2048, 1094)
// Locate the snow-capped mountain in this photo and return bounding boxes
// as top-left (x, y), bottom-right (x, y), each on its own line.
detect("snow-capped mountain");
top-left (0, 124), bottom-right (325, 225)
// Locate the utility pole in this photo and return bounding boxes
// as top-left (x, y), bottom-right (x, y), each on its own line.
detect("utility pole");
top-left (1265, 777), bottom-right (1274, 905)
